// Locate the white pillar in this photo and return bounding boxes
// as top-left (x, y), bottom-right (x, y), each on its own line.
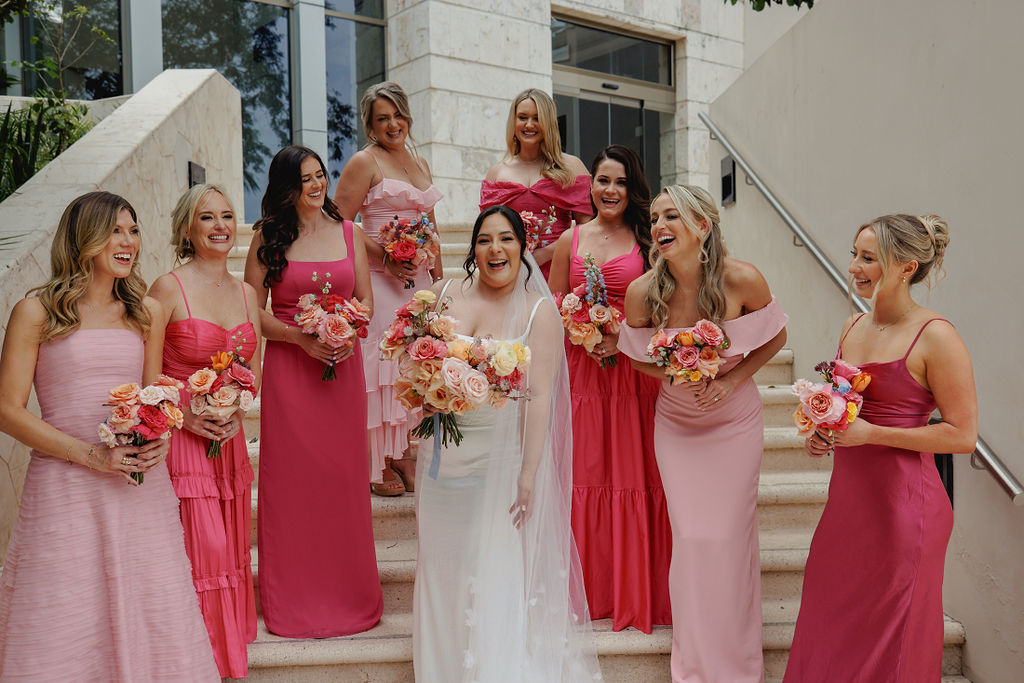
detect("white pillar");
top-left (292, 0), bottom-right (328, 162)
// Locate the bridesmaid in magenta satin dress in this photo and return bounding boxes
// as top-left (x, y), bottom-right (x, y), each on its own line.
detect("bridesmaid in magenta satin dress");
top-left (149, 184), bottom-right (260, 677)
top-left (245, 146), bottom-right (382, 638)
top-left (548, 145), bottom-right (670, 633)
top-left (481, 88), bottom-right (591, 278)
top-left (620, 185), bottom-right (788, 682)
top-left (785, 214), bottom-right (977, 683)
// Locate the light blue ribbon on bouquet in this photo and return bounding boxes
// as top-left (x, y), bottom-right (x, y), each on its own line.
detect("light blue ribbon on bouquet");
top-left (428, 413), bottom-right (441, 480)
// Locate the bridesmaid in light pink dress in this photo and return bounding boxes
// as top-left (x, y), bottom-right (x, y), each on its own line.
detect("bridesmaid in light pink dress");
top-left (620, 185), bottom-right (787, 683)
top-left (0, 192), bottom-right (218, 681)
top-left (334, 81), bottom-right (443, 495)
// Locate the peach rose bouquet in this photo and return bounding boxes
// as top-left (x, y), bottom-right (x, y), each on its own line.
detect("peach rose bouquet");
top-left (377, 213), bottom-right (440, 288)
top-left (555, 253), bottom-right (624, 368)
top-left (98, 375), bottom-right (185, 484)
top-left (646, 318), bottom-right (730, 384)
top-left (294, 270), bottom-right (371, 380)
top-left (792, 359), bottom-right (872, 444)
top-left (185, 331), bottom-right (257, 458)
top-left (519, 206), bottom-right (557, 253)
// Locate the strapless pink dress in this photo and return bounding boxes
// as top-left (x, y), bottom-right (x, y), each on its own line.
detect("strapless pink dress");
top-left (360, 178), bottom-right (443, 480)
top-left (0, 329), bottom-right (219, 681)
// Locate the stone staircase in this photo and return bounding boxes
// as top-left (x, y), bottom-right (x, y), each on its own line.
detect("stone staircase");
top-left (229, 226), bottom-right (970, 682)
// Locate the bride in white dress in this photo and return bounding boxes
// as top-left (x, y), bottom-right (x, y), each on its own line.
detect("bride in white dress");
top-left (413, 205), bottom-right (602, 682)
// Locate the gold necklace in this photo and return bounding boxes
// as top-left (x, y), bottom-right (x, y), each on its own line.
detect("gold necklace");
top-left (872, 305), bottom-right (914, 331)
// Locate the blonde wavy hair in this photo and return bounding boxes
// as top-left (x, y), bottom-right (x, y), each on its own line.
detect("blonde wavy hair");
top-left (645, 185), bottom-right (729, 328)
top-left (29, 191), bottom-right (151, 342)
top-left (359, 81), bottom-right (422, 163)
top-left (855, 214), bottom-right (950, 292)
top-left (504, 89), bottom-right (575, 189)
top-left (171, 183), bottom-right (235, 261)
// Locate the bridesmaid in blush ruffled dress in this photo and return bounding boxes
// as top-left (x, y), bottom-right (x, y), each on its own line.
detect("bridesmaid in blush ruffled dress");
top-left (149, 184), bottom-right (260, 678)
top-left (0, 192), bottom-right (218, 680)
top-left (785, 214), bottom-right (977, 683)
top-left (618, 185), bottom-right (788, 683)
top-left (480, 88), bottom-right (591, 278)
top-left (547, 144), bottom-right (670, 633)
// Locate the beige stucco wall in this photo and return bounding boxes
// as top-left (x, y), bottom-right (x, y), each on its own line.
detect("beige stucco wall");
top-left (707, 1), bottom-right (1024, 680)
top-left (0, 69), bottom-right (243, 560)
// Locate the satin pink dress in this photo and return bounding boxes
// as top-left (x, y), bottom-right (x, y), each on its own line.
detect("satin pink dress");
top-left (565, 226), bottom-right (671, 633)
top-left (0, 329), bottom-right (219, 681)
top-left (784, 317), bottom-right (954, 683)
top-left (162, 274), bottom-right (257, 678)
top-left (618, 299), bottom-right (788, 683)
top-left (258, 220), bottom-right (383, 637)
top-left (479, 174), bottom-right (592, 278)
top-left (359, 177), bottom-right (443, 481)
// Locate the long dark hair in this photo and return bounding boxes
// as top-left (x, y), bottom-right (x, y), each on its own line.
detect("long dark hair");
top-left (589, 144), bottom-right (653, 270)
top-left (462, 205), bottom-right (533, 286)
top-left (254, 145), bottom-right (346, 288)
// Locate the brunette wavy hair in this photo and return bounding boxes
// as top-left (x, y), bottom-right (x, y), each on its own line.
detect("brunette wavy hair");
top-left (589, 144), bottom-right (653, 270)
top-left (254, 146), bottom-right (346, 289)
top-left (462, 205), bottom-right (533, 286)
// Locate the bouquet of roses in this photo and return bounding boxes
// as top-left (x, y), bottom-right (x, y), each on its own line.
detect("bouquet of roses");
top-left (519, 206), bottom-right (557, 252)
top-left (646, 319), bottom-right (730, 384)
top-left (555, 253), bottom-right (624, 368)
top-left (186, 332), bottom-right (257, 458)
top-left (792, 359), bottom-right (872, 439)
top-left (98, 375), bottom-right (185, 483)
top-left (294, 270), bottom-right (371, 380)
top-left (378, 212), bottom-right (441, 288)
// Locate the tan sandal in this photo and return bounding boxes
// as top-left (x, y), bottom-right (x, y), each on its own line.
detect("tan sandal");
top-left (370, 469), bottom-right (406, 497)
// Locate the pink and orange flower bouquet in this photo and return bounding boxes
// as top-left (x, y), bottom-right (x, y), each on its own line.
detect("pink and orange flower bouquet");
top-left (378, 213), bottom-right (441, 288)
top-left (519, 206), bottom-right (557, 253)
top-left (98, 375), bottom-right (185, 483)
top-left (555, 253), bottom-right (624, 368)
top-left (186, 332), bottom-right (257, 458)
top-left (646, 319), bottom-right (730, 384)
top-left (294, 270), bottom-right (371, 381)
top-left (792, 359), bottom-right (872, 451)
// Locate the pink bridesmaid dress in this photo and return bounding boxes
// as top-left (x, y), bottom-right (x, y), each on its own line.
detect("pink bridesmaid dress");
top-left (0, 329), bottom-right (219, 681)
top-left (784, 317), bottom-right (954, 683)
top-left (479, 174), bottom-right (592, 278)
top-left (257, 219), bottom-right (383, 637)
top-left (359, 173), bottom-right (443, 482)
top-left (618, 299), bottom-right (788, 683)
top-left (162, 274), bottom-right (257, 678)
top-left (565, 225), bottom-right (671, 633)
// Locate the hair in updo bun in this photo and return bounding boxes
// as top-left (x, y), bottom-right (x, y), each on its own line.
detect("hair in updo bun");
top-left (857, 213), bottom-right (950, 287)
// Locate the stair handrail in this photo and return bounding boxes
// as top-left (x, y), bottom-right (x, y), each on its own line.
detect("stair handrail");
top-left (699, 111), bottom-right (1024, 507)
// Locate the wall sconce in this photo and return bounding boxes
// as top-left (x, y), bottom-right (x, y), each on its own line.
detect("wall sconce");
top-left (721, 155), bottom-right (736, 206)
top-left (188, 161), bottom-right (206, 187)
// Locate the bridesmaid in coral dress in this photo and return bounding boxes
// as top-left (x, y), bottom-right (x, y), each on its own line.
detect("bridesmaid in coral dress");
top-left (334, 81), bottom-right (443, 496)
top-left (149, 184), bottom-right (260, 677)
top-left (548, 145), bottom-right (671, 633)
top-left (245, 146), bottom-right (382, 638)
top-left (620, 185), bottom-right (788, 682)
top-left (481, 88), bottom-right (591, 278)
top-left (0, 191), bottom-right (218, 680)
top-left (785, 214), bottom-right (977, 683)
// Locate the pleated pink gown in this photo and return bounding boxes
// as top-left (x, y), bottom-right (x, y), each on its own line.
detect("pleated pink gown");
top-left (618, 299), bottom-right (788, 683)
top-left (0, 329), bottom-right (219, 681)
top-left (784, 317), bottom-right (954, 683)
top-left (162, 275), bottom-right (257, 678)
top-left (565, 227), bottom-right (671, 633)
top-left (257, 219), bottom-right (383, 637)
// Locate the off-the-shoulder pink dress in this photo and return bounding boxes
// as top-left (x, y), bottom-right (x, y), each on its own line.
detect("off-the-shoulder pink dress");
top-left (618, 299), bottom-right (788, 683)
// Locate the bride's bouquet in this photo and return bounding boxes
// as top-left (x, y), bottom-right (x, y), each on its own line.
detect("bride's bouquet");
top-left (792, 359), bottom-right (872, 440)
top-left (519, 206), bottom-right (557, 253)
top-left (294, 270), bottom-right (371, 380)
top-left (186, 333), bottom-right (257, 458)
top-left (98, 375), bottom-right (185, 484)
top-left (646, 319), bottom-right (729, 384)
top-left (555, 253), bottom-right (623, 368)
top-left (378, 212), bottom-right (441, 287)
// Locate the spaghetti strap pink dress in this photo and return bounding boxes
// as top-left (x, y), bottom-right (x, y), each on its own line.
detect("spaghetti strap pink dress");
top-left (565, 226), bottom-right (671, 633)
top-left (784, 317), bottom-right (954, 683)
top-left (258, 219), bottom-right (383, 637)
top-left (0, 329), bottom-right (219, 681)
top-left (618, 299), bottom-right (788, 683)
top-left (162, 274), bottom-right (257, 678)
top-left (359, 177), bottom-right (443, 481)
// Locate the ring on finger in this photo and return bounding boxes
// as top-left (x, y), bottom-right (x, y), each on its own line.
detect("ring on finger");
top-left (120, 456), bottom-right (132, 466)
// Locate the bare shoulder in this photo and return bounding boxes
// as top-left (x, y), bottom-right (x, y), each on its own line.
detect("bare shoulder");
top-left (624, 272), bottom-right (654, 325)
top-left (916, 313), bottom-right (964, 351)
top-left (9, 296), bottom-right (47, 328)
top-left (723, 258), bottom-right (771, 308)
top-left (143, 295), bottom-right (165, 319)
top-left (485, 159), bottom-right (510, 182)
top-left (838, 312), bottom-right (862, 341)
top-left (564, 154), bottom-right (589, 176)
top-left (148, 271), bottom-right (181, 299)
top-left (417, 155), bottom-right (432, 176)
top-left (346, 148), bottom-right (378, 174)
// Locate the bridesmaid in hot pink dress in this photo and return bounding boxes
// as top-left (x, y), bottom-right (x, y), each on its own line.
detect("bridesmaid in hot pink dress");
top-left (620, 185), bottom-right (788, 682)
top-left (548, 145), bottom-right (670, 633)
top-left (245, 146), bottom-right (382, 638)
top-left (334, 81), bottom-right (443, 495)
top-left (149, 184), bottom-right (260, 677)
top-left (785, 214), bottom-right (977, 683)
top-left (481, 88), bottom-right (591, 279)
top-left (0, 191), bottom-right (218, 680)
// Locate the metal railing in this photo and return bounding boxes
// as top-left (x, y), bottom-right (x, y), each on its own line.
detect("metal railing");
top-left (699, 111), bottom-right (1024, 507)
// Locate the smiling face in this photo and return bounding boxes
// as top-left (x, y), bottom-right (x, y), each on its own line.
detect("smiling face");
top-left (189, 191), bottom-right (235, 257)
top-left (849, 226), bottom-right (906, 298)
top-left (513, 97), bottom-right (543, 149)
top-left (92, 208), bottom-right (140, 280)
top-left (591, 159), bottom-right (629, 221)
top-left (474, 212), bottom-right (523, 290)
top-left (296, 155), bottom-right (327, 212)
top-left (370, 97), bottom-right (409, 149)
top-left (650, 192), bottom-right (703, 257)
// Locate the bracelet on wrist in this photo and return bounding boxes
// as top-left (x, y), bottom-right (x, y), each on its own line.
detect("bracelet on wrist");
top-left (64, 442), bottom-right (73, 464)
